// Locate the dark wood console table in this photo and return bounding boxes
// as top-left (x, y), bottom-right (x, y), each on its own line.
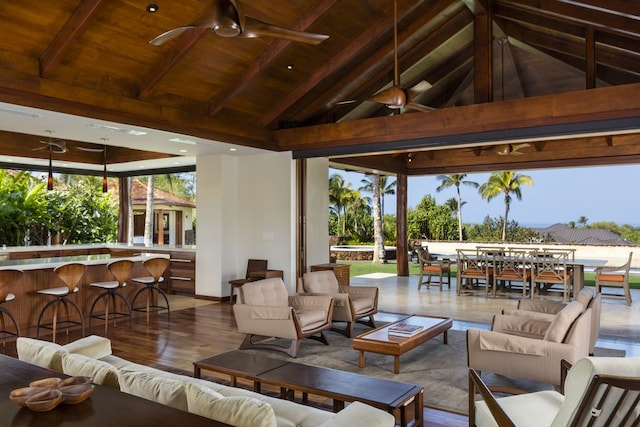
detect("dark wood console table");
top-left (0, 355), bottom-right (230, 426)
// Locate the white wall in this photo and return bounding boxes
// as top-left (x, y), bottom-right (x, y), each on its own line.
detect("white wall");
top-left (305, 157), bottom-right (330, 268)
top-left (195, 151), bottom-right (313, 297)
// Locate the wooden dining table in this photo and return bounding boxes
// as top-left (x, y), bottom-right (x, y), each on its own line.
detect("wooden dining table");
top-left (0, 354), bottom-right (231, 426)
top-left (451, 249), bottom-right (607, 298)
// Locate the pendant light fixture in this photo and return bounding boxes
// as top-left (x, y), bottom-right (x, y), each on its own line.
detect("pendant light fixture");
top-left (47, 143), bottom-right (54, 191)
top-left (102, 138), bottom-right (108, 192)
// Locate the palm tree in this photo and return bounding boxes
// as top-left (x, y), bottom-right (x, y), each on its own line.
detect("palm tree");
top-left (436, 174), bottom-right (478, 241)
top-left (578, 216), bottom-right (589, 227)
top-left (478, 171), bottom-right (533, 241)
top-left (329, 174), bottom-right (352, 235)
top-left (360, 174), bottom-right (395, 263)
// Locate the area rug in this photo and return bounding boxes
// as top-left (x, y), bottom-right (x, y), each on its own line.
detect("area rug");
top-left (237, 324), bottom-right (625, 415)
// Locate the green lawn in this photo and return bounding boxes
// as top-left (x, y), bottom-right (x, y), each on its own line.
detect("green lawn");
top-left (340, 260), bottom-right (640, 289)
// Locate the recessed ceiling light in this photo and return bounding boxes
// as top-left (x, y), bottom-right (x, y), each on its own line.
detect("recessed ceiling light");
top-left (146, 4), bottom-right (158, 13)
top-left (0, 107), bottom-right (42, 118)
top-left (229, 148), bottom-right (237, 152)
top-left (179, 149), bottom-right (187, 153)
top-left (286, 64), bottom-right (294, 70)
top-left (169, 137), bottom-right (197, 145)
top-left (89, 124), bottom-right (147, 136)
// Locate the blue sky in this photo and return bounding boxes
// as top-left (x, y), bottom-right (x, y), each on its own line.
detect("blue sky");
top-left (330, 164), bottom-right (640, 227)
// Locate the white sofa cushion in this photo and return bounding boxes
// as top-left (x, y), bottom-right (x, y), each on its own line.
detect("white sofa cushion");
top-left (62, 352), bottom-right (120, 389)
top-left (186, 382), bottom-right (277, 427)
top-left (318, 401), bottom-right (396, 427)
top-left (118, 370), bottom-right (188, 411)
top-left (16, 337), bottom-right (67, 371)
top-left (63, 335), bottom-right (112, 359)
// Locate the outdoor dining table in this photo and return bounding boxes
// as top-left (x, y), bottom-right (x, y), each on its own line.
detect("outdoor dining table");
top-left (449, 251), bottom-right (607, 298)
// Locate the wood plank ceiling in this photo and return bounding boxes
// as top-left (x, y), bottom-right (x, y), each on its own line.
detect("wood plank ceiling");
top-left (0, 0), bottom-right (638, 174)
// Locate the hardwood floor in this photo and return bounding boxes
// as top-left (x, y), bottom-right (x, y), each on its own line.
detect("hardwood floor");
top-left (2, 297), bottom-right (467, 426)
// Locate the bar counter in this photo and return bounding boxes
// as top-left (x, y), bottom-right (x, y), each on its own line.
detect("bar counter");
top-left (0, 251), bottom-right (171, 337)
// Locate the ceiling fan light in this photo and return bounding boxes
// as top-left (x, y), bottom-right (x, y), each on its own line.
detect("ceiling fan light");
top-left (213, 23), bottom-right (241, 38)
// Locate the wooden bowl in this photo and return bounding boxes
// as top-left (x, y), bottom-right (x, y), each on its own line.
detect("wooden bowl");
top-left (9, 386), bottom-right (51, 407)
top-left (59, 383), bottom-right (95, 405)
top-left (24, 388), bottom-right (64, 412)
top-left (29, 377), bottom-right (64, 388)
top-left (60, 376), bottom-right (93, 387)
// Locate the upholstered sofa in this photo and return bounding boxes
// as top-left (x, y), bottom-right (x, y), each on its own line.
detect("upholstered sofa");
top-left (16, 336), bottom-right (396, 427)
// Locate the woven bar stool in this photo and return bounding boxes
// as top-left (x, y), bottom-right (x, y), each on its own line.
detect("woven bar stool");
top-left (37, 263), bottom-right (86, 343)
top-left (88, 259), bottom-right (134, 335)
top-left (130, 257), bottom-right (171, 324)
top-left (0, 269), bottom-right (23, 348)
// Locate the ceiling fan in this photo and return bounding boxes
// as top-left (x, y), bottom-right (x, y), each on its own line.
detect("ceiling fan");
top-left (339, 0), bottom-right (433, 112)
top-left (474, 142), bottom-right (531, 156)
top-left (149, 0), bottom-right (329, 46)
top-left (33, 131), bottom-right (68, 154)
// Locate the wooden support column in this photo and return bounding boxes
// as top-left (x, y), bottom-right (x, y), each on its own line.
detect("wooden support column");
top-left (296, 159), bottom-right (307, 277)
top-left (586, 25), bottom-right (596, 89)
top-left (471, 0), bottom-right (493, 103)
top-left (396, 174), bottom-right (408, 276)
top-left (117, 176), bottom-right (130, 243)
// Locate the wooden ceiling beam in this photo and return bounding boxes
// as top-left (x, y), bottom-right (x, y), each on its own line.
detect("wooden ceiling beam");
top-left (503, 0), bottom-right (640, 39)
top-left (138, 28), bottom-right (207, 100)
top-left (504, 21), bottom-right (640, 77)
top-left (275, 83), bottom-right (640, 155)
top-left (39, 0), bottom-right (109, 77)
top-left (0, 67), bottom-right (274, 148)
top-left (473, 0), bottom-right (493, 103)
top-left (206, 0), bottom-right (338, 116)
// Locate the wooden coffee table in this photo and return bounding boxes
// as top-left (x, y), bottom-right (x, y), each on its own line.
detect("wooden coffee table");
top-left (194, 350), bottom-right (424, 427)
top-left (352, 314), bottom-right (452, 374)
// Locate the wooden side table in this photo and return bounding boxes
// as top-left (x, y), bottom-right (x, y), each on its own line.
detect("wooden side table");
top-left (310, 263), bottom-right (350, 286)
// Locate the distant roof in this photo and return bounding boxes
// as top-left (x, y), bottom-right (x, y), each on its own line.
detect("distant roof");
top-left (129, 179), bottom-right (195, 208)
top-left (535, 223), bottom-right (628, 245)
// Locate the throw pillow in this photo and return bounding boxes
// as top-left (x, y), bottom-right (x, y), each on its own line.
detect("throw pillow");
top-left (186, 382), bottom-right (277, 427)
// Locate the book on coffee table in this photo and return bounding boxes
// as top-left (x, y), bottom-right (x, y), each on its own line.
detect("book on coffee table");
top-left (388, 322), bottom-right (424, 337)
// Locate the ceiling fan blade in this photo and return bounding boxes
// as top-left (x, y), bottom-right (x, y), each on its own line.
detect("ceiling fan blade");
top-left (335, 99), bottom-right (358, 105)
top-left (35, 140), bottom-right (67, 153)
top-left (149, 26), bottom-right (199, 45)
top-left (240, 17), bottom-right (328, 45)
top-left (368, 86), bottom-right (407, 108)
top-left (511, 143), bottom-right (531, 153)
top-left (77, 146), bottom-right (105, 153)
top-left (150, 0), bottom-right (244, 45)
top-left (405, 101), bottom-right (435, 112)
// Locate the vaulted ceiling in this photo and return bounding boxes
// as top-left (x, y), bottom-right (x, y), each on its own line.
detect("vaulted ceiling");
top-left (0, 0), bottom-right (638, 175)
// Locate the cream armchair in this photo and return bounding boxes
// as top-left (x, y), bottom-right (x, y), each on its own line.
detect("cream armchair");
top-left (233, 277), bottom-right (334, 357)
top-left (501, 286), bottom-right (601, 355)
top-left (467, 302), bottom-right (592, 386)
top-left (469, 356), bottom-right (640, 427)
top-left (297, 270), bottom-right (378, 337)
